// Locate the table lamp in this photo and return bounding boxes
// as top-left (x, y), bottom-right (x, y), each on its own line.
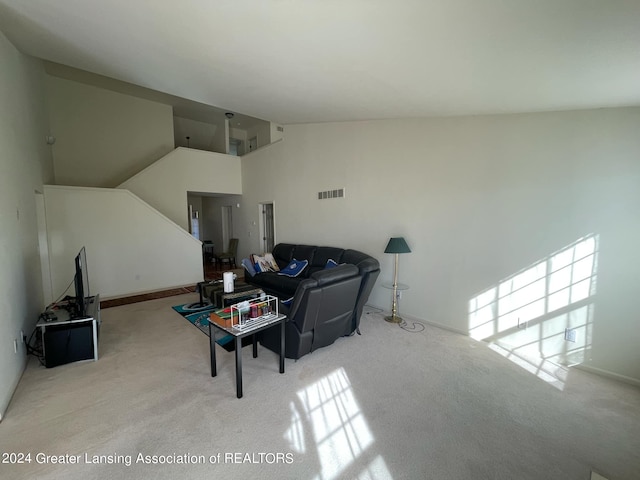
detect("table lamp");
top-left (384, 237), bottom-right (411, 323)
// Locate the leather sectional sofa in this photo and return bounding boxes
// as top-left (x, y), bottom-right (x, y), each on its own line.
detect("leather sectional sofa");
top-left (245, 243), bottom-right (380, 359)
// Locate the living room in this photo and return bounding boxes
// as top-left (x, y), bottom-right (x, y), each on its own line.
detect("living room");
top-left (1, 2), bottom-right (639, 479)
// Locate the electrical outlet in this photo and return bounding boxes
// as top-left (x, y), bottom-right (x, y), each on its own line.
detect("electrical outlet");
top-left (20, 330), bottom-right (25, 343)
top-left (565, 328), bottom-right (577, 342)
top-left (13, 339), bottom-right (18, 354)
top-left (396, 290), bottom-right (402, 299)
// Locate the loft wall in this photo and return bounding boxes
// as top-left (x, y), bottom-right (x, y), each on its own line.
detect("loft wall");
top-left (46, 75), bottom-right (174, 188)
top-left (174, 116), bottom-right (226, 153)
top-left (239, 108), bottom-right (640, 383)
top-left (119, 148), bottom-right (242, 231)
top-left (246, 121), bottom-right (271, 150)
top-left (0, 31), bottom-right (54, 419)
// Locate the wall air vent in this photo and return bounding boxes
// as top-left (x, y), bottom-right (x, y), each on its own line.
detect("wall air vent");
top-left (318, 188), bottom-right (345, 200)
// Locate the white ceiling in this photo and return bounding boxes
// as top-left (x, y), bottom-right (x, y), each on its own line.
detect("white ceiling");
top-left (1, 0), bottom-right (639, 125)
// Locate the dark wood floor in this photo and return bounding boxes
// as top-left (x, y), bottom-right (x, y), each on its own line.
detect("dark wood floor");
top-left (203, 255), bottom-right (239, 280)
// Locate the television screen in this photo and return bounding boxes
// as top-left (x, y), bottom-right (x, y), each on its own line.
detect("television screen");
top-left (73, 247), bottom-right (90, 318)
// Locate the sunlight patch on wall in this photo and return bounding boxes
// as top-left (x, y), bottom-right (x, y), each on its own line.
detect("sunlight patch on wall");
top-left (468, 234), bottom-right (599, 388)
top-left (284, 368), bottom-right (393, 480)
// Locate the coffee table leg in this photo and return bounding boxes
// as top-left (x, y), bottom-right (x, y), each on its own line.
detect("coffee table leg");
top-left (235, 337), bottom-right (243, 398)
top-left (209, 324), bottom-right (217, 377)
top-left (252, 334), bottom-right (258, 358)
top-left (280, 319), bottom-right (285, 374)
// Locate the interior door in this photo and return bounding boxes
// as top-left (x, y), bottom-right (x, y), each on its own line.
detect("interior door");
top-left (260, 202), bottom-right (275, 253)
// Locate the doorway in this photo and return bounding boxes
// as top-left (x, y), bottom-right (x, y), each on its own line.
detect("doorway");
top-left (259, 202), bottom-right (275, 253)
top-left (228, 138), bottom-right (243, 156)
top-left (188, 204), bottom-right (200, 240)
top-left (248, 136), bottom-right (258, 153)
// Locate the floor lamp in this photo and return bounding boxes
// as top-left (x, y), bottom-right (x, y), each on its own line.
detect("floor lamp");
top-left (384, 237), bottom-right (411, 323)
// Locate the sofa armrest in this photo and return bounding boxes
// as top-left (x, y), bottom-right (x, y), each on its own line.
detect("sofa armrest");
top-left (286, 278), bottom-right (318, 321)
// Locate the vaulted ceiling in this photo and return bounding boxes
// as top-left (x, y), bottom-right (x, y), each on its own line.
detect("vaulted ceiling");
top-left (1, 0), bottom-right (639, 124)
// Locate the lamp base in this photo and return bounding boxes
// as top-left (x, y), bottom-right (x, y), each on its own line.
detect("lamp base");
top-left (385, 314), bottom-right (403, 324)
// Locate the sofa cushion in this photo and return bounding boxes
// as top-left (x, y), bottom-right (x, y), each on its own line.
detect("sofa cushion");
top-left (313, 247), bottom-right (344, 267)
top-left (292, 245), bottom-right (317, 263)
top-left (308, 246), bottom-right (345, 276)
top-left (252, 272), bottom-right (302, 297)
top-left (311, 264), bottom-right (359, 286)
top-left (272, 243), bottom-right (296, 269)
top-left (291, 245), bottom-right (317, 277)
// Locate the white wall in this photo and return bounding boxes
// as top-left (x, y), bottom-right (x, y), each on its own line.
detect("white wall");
top-left (47, 75), bottom-right (174, 187)
top-left (270, 122), bottom-right (284, 143)
top-left (239, 108), bottom-right (640, 383)
top-left (119, 147), bottom-right (242, 230)
top-left (43, 186), bottom-right (203, 299)
top-left (0, 31), bottom-right (54, 419)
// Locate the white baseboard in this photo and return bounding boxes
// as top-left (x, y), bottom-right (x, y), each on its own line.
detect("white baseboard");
top-left (402, 312), bottom-right (468, 336)
top-left (363, 304), bottom-right (468, 336)
top-left (574, 364), bottom-right (640, 388)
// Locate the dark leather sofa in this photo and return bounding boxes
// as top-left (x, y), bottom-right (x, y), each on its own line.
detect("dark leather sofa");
top-left (259, 264), bottom-right (362, 359)
top-left (245, 243), bottom-right (380, 336)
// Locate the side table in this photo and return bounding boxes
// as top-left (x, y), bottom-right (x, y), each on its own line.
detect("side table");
top-left (209, 312), bottom-right (286, 398)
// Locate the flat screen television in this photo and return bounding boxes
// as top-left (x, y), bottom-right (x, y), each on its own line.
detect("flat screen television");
top-left (73, 247), bottom-right (90, 318)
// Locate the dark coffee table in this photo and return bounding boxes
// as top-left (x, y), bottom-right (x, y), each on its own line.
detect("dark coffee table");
top-left (208, 283), bottom-right (264, 308)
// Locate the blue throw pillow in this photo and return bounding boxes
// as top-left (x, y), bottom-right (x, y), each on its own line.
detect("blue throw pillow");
top-left (241, 258), bottom-right (256, 277)
top-left (325, 259), bottom-right (339, 269)
top-left (277, 259), bottom-right (308, 277)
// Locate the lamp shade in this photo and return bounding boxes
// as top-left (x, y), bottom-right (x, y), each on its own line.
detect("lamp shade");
top-left (384, 237), bottom-right (411, 254)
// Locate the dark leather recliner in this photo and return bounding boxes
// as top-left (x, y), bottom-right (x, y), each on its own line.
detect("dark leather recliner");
top-left (259, 264), bottom-right (361, 359)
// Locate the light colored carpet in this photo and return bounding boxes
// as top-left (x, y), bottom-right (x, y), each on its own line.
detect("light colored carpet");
top-left (0, 293), bottom-right (638, 480)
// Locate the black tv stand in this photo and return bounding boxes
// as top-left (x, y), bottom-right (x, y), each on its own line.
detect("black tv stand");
top-left (37, 295), bottom-right (101, 368)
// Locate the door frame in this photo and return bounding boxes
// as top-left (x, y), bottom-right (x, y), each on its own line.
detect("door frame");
top-left (258, 201), bottom-right (275, 253)
top-left (35, 190), bottom-right (53, 307)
